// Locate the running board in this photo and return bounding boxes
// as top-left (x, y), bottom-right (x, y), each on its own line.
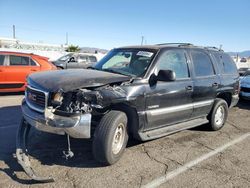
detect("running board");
top-left (139, 117), bottom-right (209, 141)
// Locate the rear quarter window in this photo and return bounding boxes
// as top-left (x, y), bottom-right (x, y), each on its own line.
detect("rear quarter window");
top-left (30, 59), bottom-right (37, 66)
top-left (212, 52), bottom-right (237, 74)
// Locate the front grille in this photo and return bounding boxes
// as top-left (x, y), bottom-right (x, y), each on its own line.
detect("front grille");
top-left (25, 86), bottom-right (48, 112)
top-left (241, 87), bottom-right (250, 93)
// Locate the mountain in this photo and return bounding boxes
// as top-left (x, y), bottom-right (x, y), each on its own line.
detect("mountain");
top-left (227, 51), bottom-right (250, 57)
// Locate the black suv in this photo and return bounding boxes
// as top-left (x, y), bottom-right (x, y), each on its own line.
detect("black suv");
top-left (17, 43), bottom-right (239, 182)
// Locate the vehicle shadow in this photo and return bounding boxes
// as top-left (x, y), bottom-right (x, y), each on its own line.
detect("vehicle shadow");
top-left (236, 98), bottom-right (250, 110)
top-left (0, 91), bottom-right (24, 96)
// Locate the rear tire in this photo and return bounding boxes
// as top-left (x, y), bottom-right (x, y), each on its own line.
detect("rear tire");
top-left (208, 99), bottom-right (228, 131)
top-left (92, 110), bottom-right (128, 165)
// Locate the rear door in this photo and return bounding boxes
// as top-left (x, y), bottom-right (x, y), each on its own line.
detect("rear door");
top-left (78, 55), bottom-right (89, 68)
top-left (189, 49), bottom-right (220, 118)
top-left (4, 55), bottom-right (40, 89)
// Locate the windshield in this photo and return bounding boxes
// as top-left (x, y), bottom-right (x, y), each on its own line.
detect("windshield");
top-left (58, 53), bottom-right (73, 61)
top-left (243, 70), bottom-right (250, 77)
top-left (94, 49), bottom-right (156, 77)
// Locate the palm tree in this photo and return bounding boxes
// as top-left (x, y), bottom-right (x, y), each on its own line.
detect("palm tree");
top-left (66, 45), bottom-right (80, 52)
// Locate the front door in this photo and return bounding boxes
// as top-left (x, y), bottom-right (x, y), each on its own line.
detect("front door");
top-left (66, 56), bottom-right (79, 69)
top-left (144, 49), bottom-right (193, 130)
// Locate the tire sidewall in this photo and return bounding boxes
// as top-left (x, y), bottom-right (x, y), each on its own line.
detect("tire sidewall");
top-left (93, 111), bottom-right (128, 165)
top-left (211, 99), bottom-right (228, 131)
top-left (105, 113), bottom-right (128, 163)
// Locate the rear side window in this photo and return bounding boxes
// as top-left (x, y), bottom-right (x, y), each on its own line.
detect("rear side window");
top-left (0, 55), bottom-right (5, 65)
top-left (191, 51), bottom-right (215, 77)
top-left (213, 52), bottom-right (237, 74)
top-left (79, 56), bottom-right (88, 62)
top-left (156, 49), bottom-right (189, 79)
top-left (10, 55), bottom-right (29, 66)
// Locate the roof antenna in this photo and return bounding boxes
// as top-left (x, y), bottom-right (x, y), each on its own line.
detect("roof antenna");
top-left (141, 36), bottom-right (144, 45)
top-left (219, 44), bottom-right (223, 50)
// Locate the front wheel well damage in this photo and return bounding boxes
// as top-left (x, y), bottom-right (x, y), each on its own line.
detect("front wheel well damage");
top-left (109, 103), bottom-right (140, 140)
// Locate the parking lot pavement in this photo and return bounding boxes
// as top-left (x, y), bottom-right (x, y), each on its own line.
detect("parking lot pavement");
top-left (0, 95), bottom-right (250, 188)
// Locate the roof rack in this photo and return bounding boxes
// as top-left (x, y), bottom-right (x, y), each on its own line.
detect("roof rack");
top-left (156, 43), bottom-right (194, 47)
top-left (204, 46), bottom-right (224, 52)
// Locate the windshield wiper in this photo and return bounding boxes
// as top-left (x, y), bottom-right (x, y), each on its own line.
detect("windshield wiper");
top-left (102, 68), bottom-right (131, 77)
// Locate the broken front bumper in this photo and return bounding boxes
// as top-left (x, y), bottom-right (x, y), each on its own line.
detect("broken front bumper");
top-left (21, 99), bottom-right (92, 139)
top-left (16, 100), bottom-right (92, 183)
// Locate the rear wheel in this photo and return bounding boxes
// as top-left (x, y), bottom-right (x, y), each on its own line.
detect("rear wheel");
top-left (92, 110), bottom-right (128, 165)
top-left (208, 99), bottom-right (228, 131)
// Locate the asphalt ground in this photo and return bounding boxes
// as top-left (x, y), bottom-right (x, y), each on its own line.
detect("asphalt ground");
top-left (0, 93), bottom-right (250, 188)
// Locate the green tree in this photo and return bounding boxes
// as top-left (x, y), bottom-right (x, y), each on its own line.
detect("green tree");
top-left (66, 45), bottom-right (81, 52)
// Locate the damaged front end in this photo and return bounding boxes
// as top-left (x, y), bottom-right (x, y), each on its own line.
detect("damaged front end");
top-left (16, 84), bottom-right (126, 182)
top-left (16, 118), bottom-right (55, 183)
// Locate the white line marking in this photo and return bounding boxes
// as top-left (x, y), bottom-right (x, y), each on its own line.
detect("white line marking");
top-left (142, 133), bottom-right (250, 188)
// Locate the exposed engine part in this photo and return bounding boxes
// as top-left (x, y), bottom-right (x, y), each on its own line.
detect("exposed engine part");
top-left (62, 134), bottom-right (74, 160)
top-left (51, 90), bottom-right (93, 114)
top-left (16, 118), bottom-right (54, 183)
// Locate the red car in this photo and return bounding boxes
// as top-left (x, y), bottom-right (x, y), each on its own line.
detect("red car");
top-left (0, 51), bottom-right (57, 92)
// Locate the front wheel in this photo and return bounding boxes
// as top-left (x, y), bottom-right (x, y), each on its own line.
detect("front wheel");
top-left (92, 110), bottom-right (128, 165)
top-left (208, 99), bottom-right (228, 131)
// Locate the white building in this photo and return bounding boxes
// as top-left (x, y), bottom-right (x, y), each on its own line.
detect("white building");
top-left (0, 37), bottom-right (68, 61)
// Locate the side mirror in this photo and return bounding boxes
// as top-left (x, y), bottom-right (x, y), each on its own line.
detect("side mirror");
top-left (157, 70), bottom-right (176, 81)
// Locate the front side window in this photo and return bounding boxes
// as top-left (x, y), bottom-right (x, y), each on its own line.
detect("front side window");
top-left (0, 55), bottom-right (5, 65)
top-left (9, 55), bottom-right (29, 66)
top-left (94, 49), bottom-right (156, 77)
top-left (155, 49), bottom-right (189, 79)
top-left (191, 51), bottom-right (215, 77)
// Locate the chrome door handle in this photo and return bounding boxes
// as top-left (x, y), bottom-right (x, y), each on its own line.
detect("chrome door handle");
top-left (186, 86), bottom-right (193, 90)
top-left (212, 83), bottom-right (219, 87)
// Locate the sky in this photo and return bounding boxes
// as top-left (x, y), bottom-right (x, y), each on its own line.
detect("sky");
top-left (0, 0), bottom-right (249, 52)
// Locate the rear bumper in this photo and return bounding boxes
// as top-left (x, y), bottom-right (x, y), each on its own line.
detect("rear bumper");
top-left (231, 94), bottom-right (239, 107)
top-left (21, 99), bottom-right (91, 138)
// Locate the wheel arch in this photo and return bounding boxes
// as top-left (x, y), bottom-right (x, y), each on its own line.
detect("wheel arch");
top-left (216, 92), bottom-right (232, 107)
top-left (110, 103), bottom-right (141, 140)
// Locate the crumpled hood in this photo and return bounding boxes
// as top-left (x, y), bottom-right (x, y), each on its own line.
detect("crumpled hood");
top-left (28, 69), bottom-right (130, 92)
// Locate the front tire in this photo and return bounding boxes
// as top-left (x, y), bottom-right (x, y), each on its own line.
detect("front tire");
top-left (92, 110), bottom-right (128, 165)
top-left (208, 99), bottom-right (228, 131)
